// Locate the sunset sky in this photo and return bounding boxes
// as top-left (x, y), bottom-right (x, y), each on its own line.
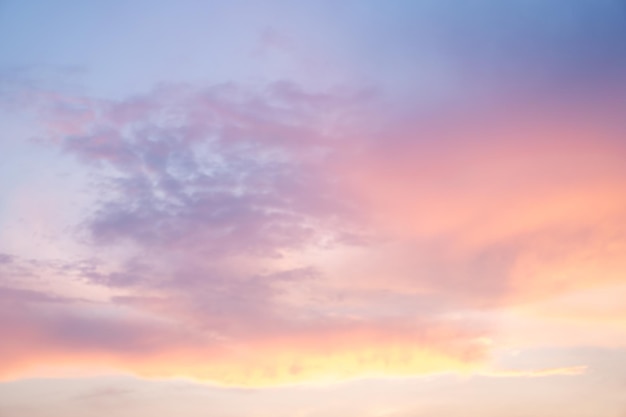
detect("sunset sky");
top-left (1, 1), bottom-right (626, 416)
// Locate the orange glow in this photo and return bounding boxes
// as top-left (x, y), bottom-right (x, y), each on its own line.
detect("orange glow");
top-left (0, 323), bottom-right (486, 387)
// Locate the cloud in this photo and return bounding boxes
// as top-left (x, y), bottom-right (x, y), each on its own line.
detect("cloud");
top-left (326, 86), bottom-right (626, 306)
top-left (0, 278), bottom-right (487, 386)
top-left (2, 62), bottom-right (625, 387)
top-left (40, 82), bottom-right (367, 260)
top-left (480, 365), bottom-right (587, 378)
top-left (0, 254), bottom-right (14, 264)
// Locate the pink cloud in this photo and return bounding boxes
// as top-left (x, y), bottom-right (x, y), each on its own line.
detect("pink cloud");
top-left (2, 78), bottom-right (625, 386)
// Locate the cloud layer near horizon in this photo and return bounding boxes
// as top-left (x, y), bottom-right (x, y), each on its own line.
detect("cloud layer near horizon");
top-left (1, 73), bottom-right (625, 386)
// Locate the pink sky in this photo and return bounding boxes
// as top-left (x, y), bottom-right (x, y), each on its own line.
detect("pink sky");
top-left (1, 1), bottom-right (625, 416)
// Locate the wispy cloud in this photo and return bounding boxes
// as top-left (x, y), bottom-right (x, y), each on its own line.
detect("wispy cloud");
top-left (480, 365), bottom-right (588, 378)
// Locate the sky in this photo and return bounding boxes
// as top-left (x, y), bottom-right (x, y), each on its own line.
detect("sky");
top-left (0, 1), bottom-right (626, 416)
